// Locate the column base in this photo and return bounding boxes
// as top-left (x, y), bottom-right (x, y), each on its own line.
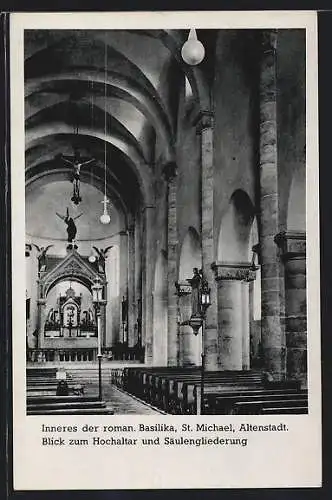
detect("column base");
top-left (262, 346), bottom-right (286, 381)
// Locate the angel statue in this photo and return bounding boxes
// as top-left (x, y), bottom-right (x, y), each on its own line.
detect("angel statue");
top-left (93, 246), bottom-right (113, 273)
top-left (61, 151), bottom-right (95, 205)
top-left (31, 244), bottom-right (54, 272)
top-left (56, 208), bottom-right (83, 247)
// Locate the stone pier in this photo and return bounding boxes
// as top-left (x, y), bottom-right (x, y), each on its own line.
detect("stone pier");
top-left (163, 162), bottom-right (179, 366)
top-left (275, 231), bottom-right (307, 387)
top-left (259, 30), bottom-right (286, 380)
top-left (195, 111), bottom-right (219, 370)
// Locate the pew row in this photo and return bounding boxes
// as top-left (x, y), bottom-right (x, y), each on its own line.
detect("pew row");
top-left (110, 367), bottom-right (307, 415)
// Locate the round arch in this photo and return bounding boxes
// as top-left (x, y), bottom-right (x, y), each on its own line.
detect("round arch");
top-left (218, 189), bottom-right (255, 262)
top-left (25, 129), bottom-right (153, 207)
top-left (287, 164), bottom-right (306, 231)
top-left (44, 273), bottom-right (95, 298)
top-left (178, 227), bottom-right (202, 281)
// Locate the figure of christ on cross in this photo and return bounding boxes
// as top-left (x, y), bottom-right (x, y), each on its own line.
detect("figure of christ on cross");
top-left (61, 151), bottom-right (95, 205)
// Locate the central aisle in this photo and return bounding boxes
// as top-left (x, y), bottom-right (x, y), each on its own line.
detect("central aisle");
top-left (85, 383), bottom-right (163, 415)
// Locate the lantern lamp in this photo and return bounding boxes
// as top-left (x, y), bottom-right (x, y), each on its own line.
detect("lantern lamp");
top-left (92, 275), bottom-right (103, 304)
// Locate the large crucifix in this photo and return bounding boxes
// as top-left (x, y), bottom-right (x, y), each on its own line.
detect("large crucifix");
top-left (61, 150), bottom-right (95, 205)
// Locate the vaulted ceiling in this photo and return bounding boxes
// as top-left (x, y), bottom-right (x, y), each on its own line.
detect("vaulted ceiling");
top-left (25, 30), bottom-right (214, 227)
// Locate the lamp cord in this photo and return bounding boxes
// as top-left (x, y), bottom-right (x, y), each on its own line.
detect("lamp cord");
top-left (104, 39), bottom-right (107, 201)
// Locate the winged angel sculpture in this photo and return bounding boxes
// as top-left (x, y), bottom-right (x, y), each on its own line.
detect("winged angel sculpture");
top-left (93, 246), bottom-right (113, 273)
top-left (31, 244), bottom-right (54, 272)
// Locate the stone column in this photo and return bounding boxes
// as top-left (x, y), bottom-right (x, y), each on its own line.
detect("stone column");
top-left (176, 281), bottom-right (198, 366)
top-left (127, 222), bottom-right (136, 347)
top-left (275, 231), bottom-right (307, 387)
top-left (259, 30), bottom-right (286, 381)
top-left (213, 263), bottom-right (256, 370)
top-left (195, 111), bottom-right (218, 370)
top-left (142, 205), bottom-right (155, 364)
top-left (163, 162), bottom-right (178, 366)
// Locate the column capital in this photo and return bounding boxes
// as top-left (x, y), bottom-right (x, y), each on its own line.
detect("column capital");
top-left (162, 161), bottom-right (177, 182)
top-left (127, 223), bottom-right (135, 235)
top-left (274, 231), bottom-right (306, 260)
top-left (175, 280), bottom-right (192, 296)
top-left (25, 243), bottom-right (32, 257)
top-left (193, 110), bottom-right (214, 134)
top-left (37, 298), bottom-right (47, 306)
top-left (261, 29), bottom-right (278, 54)
top-left (141, 205), bottom-right (155, 214)
top-left (212, 262), bottom-right (257, 282)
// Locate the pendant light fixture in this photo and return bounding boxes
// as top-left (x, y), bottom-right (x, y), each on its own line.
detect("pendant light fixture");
top-left (88, 78), bottom-right (97, 263)
top-left (88, 252), bottom-right (97, 263)
top-left (100, 38), bottom-right (111, 225)
top-left (181, 29), bottom-right (205, 66)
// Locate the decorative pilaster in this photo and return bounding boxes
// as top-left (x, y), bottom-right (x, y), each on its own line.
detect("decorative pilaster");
top-left (195, 110), bottom-right (218, 370)
top-left (259, 30), bottom-right (286, 381)
top-left (163, 162), bottom-right (178, 366)
top-left (142, 205), bottom-right (155, 364)
top-left (213, 263), bottom-right (256, 370)
top-left (119, 231), bottom-right (128, 339)
top-left (176, 281), bottom-right (198, 366)
top-left (275, 231), bottom-right (307, 387)
top-left (127, 223), bottom-right (136, 347)
top-left (134, 215), bottom-right (142, 347)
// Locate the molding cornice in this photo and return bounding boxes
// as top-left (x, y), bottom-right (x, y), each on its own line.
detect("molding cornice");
top-left (274, 231), bottom-right (306, 260)
top-left (175, 280), bottom-right (192, 296)
top-left (211, 262), bottom-right (257, 282)
top-left (192, 110), bottom-right (214, 134)
top-left (162, 161), bottom-right (177, 182)
top-left (262, 29), bottom-right (278, 54)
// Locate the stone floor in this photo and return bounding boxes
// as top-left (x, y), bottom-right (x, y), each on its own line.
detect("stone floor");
top-left (84, 383), bottom-right (162, 415)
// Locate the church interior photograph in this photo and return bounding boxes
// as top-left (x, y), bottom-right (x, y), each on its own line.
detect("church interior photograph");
top-left (25, 28), bottom-right (307, 416)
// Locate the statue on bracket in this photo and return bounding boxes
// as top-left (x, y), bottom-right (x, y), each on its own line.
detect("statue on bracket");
top-left (189, 267), bottom-right (202, 318)
top-left (32, 244), bottom-right (54, 272)
top-left (56, 208), bottom-right (83, 249)
top-left (61, 151), bottom-right (95, 205)
top-left (92, 246), bottom-right (113, 273)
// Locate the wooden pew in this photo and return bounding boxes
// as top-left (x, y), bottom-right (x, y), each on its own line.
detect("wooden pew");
top-left (28, 395), bottom-right (99, 405)
top-left (204, 388), bottom-right (300, 412)
top-left (233, 394), bottom-right (308, 415)
top-left (27, 393), bottom-right (114, 415)
top-left (181, 374), bottom-right (263, 414)
top-left (121, 367), bottom-right (265, 413)
top-left (262, 406), bottom-right (308, 414)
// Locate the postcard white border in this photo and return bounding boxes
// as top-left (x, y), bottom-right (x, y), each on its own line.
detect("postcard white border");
top-left (10, 11), bottom-right (321, 490)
